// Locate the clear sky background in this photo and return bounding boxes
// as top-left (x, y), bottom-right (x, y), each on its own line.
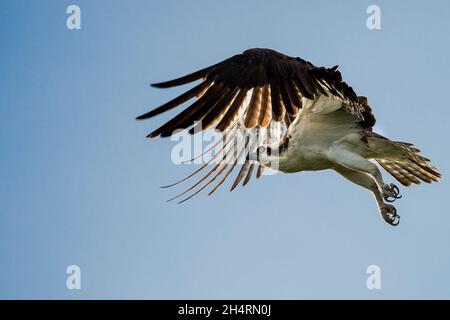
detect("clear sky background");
top-left (1, 0), bottom-right (450, 299)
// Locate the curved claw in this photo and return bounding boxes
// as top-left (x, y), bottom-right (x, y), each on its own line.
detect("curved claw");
top-left (383, 184), bottom-right (402, 202)
top-left (390, 216), bottom-right (400, 226)
top-left (388, 208), bottom-right (400, 226)
top-left (381, 206), bottom-right (400, 226)
top-left (385, 193), bottom-right (402, 203)
top-left (393, 184), bottom-right (400, 195)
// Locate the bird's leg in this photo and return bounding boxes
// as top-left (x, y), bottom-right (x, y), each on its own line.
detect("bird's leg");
top-left (328, 148), bottom-right (402, 202)
top-left (369, 166), bottom-right (402, 202)
top-left (334, 165), bottom-right (400, 226)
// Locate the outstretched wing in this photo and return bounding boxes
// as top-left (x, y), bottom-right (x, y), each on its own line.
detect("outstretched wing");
top-left (137, 48), bottom-right (363, 201)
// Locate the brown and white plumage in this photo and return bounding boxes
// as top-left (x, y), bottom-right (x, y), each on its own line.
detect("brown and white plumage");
top-left (137, 48), bottom-right (441, 225)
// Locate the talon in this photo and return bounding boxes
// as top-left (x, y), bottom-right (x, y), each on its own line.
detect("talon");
top-left (387, 207), bottom-right (400, 226)
top-left (393, 184), bottom-right (399, 194)
top-left (383, 183), bottom-right (402, 202)
top-left (380, 204), bottom-right (400, 226)
top-left (390, 215), bottom-right (400, 226)
top-left (385, 193), bottom-right (402, 202)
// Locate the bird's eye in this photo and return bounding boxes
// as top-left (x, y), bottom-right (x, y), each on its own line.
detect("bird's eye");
top-left (257, 146), bottom-right (266, 155)
top-left (266, 147), bottom-right (272, 156)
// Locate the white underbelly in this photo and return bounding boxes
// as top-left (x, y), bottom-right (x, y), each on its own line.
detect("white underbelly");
top-left (278, 138), bottom-right (335, 173)
top-left (277, 109), bottom-right (366, 173)
top-left (279, 151), bottom-right (333, 173)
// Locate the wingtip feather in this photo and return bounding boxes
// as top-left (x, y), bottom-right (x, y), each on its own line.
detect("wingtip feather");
top-left (146, 132), bottom-right (159, 139)
top-left (151, 82), bottom-right (168, 89)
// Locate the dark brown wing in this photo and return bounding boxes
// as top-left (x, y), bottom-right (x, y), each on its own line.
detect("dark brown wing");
top-left (137, 48), bottom-right (360, 136)
top-left (137, 48), bottom-right (361, 201)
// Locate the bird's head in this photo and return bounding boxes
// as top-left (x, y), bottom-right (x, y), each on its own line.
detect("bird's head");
top-left (248, 144), bottom-right (281, 170)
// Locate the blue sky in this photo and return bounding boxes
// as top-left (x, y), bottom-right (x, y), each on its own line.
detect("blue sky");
top-left (1, 0), bottom-right (450, 299)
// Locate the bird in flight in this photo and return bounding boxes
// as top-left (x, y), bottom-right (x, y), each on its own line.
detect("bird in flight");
top-left (137, 48), bottom-right (441, 226)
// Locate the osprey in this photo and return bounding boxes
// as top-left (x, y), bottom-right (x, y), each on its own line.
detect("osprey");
top-left (137, 48), bottom-right (441, 226)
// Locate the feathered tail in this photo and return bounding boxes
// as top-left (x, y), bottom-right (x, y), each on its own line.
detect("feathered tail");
top-left (367, 135), bottom-right (442, 186)
top-left (367, 133), bottom-right (442, 186)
